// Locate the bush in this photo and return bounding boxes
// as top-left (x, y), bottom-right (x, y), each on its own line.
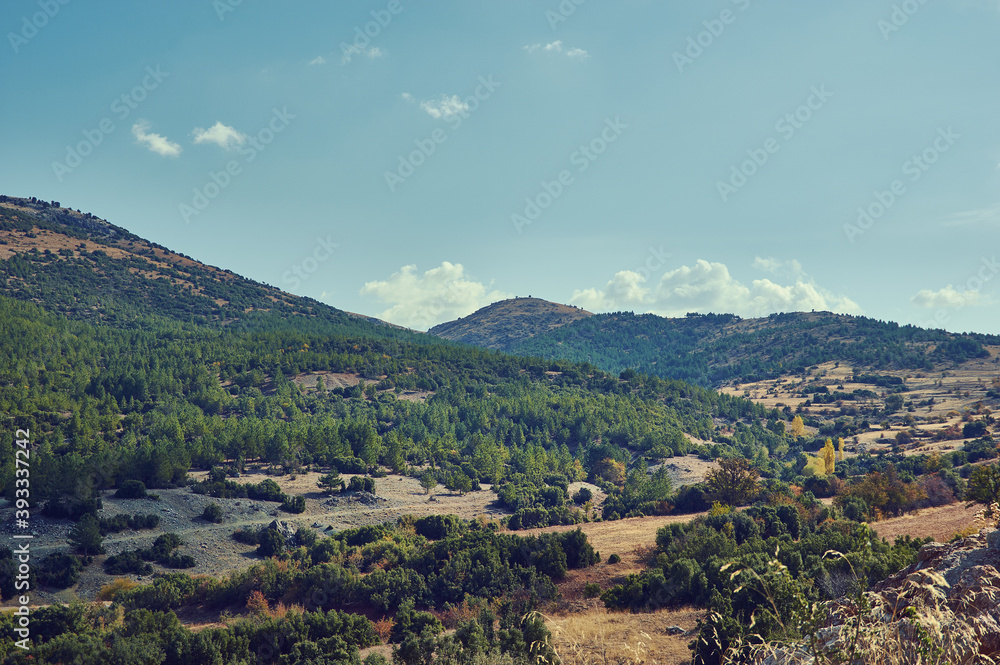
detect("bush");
top-left (583, 582), bottom-right (601, 598)
top-left (572, 487), bottom-right (593, 504)
top-left (37, 553), bottom-right (85, 589)
top-left (201, 503), bottom-right (224, 523)
top-left (331, 456), bottom-right (368, 474)
top-left (257, 529), bottom-right (286, 557)
top-left (279, 495), bottom-right (306, 513)
top-left (413, 515), bottom-right (464, 540)
top-left (607, 554), bottom-right (621, 564)
top-left (99, 513), bottom-right (160, 534)
top-left (115, 480), bottom-right (149, 499)
top-left (104, 550), bottom-right (153, 576)
top-left (348, 476), bottom-right (376, 493)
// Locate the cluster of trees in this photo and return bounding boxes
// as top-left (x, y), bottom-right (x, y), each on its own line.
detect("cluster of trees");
top-left (601, 497), bottom-right (930, 662)
top-left (1, 516), bottom-right (597, 664)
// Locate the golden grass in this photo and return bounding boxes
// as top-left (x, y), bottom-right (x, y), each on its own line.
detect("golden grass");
top-left (545, 607), bottom-right (702, 665)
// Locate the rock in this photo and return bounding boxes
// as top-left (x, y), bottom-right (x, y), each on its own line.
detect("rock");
top-left (665, 625), bottom-right (685, 636)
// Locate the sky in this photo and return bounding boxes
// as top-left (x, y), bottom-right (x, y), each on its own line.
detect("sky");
top-left (1, 0), bottom-right (999, 333)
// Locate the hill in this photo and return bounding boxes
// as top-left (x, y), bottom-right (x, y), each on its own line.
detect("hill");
top-left (0, 195), bottom-right (399, 335)
top-left (448, 308), bottom-right (1000, 389)
top-left (428, 297), bottom-right (592, 349)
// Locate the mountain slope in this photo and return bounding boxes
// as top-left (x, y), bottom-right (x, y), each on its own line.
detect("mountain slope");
top-left (428, 297), bottom-right (591, 349)
top-left (0, 195), bottom-right (397, 336)
top-left (433, 304), bottom-right (999, 388)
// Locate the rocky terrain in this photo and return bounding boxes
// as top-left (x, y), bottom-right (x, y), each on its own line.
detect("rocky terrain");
top-left (762, 523), bottom-right (1000, 664)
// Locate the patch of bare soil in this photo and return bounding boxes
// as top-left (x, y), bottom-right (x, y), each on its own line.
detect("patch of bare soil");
top-left (513, 512), bottom-right (706, 576)
top-left (871, 502), bottom-right (982, 543)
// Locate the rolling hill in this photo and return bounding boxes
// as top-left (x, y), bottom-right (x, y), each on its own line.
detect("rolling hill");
top-left (431, 298), bottom-right (1000, 389)
top-left (428, 297), bottom-right (591, 349)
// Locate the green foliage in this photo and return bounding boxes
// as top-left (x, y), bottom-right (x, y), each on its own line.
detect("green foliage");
top-left (201, 503), bottom-right (224, 523)
top-left (280, 494), bottom-right (306, 513)
top-left (114, 479), bottom-right (149, 499)
top-left (68, 514), bottom-right (105, 556)
top-left (347, 476), bottom-right (376, 493)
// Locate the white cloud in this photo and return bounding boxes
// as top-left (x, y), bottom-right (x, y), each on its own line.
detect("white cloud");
top-left (192, 122), bottom-right (247, 150)
top-left (941, 204), bottom-right (1000, 227)
top-left (131, 121), bottom-right (182, 157)
top-left (308, 56), bottom-right (326, 66)
top-left (360, 262), bottom-right (513, 330)
top-left (752, 256), bottom-right (803, 275)
top-left (571, 259), bottom-right (861, 318)
top-left (341, 45), bottom-right (385, 64)
top-left (911, 285), bottom-right (992, 308)
top-left (401, 92), bottom-right (414, 102)
top-left (420, 95), bottom-right (470, 119)
top-left (524, 40), bottom-right (588, 59)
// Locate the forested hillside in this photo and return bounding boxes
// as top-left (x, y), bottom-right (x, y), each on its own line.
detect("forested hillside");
top-left (510, 311), bottom-right (999, 388)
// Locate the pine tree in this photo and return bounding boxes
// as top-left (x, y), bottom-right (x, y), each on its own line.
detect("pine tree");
top-left (68, 514), bottom-right (105, 556)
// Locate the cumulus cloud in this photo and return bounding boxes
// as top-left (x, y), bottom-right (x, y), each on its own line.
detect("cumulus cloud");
top-left (571, 259), bottom-right (861, 318)
top-left (911, 285), bottom-right (992, 308)
top-left (420, 95), bottom-right (470, 119)
top-left (192, 122), bottom-right (247, 150)
top-left (132, 121), bottom-right (182, 157)
top-left (308, 56), bottom-right (327, 66)
top-left (524, 40), bottom-right (589, 59)
top-left (360, 262), bottom-right (513, 330)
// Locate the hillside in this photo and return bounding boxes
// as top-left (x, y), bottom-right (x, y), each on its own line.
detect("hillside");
top-left (428, 297), bottom-right (592, 349)
top-left (495, 310), bottom-right (999, 389)
top-left (0, 196), bottom-right (398, 336)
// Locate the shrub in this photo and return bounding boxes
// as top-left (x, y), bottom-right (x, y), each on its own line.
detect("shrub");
top-left (347, 476), bottom-right (376, 493)
top-left (115, 480), bottom-right (148, 499)
top-left (36, 553), bottom-right (85, 589)
top-left (607, 554), bottom-right (621, 564)
top-left (201, 503), bottom-right (224, 523)
top-left (572, 487), bottom-right (593, 504)
top-left (104, 550), bottom-right (153, 576)
top-left (279, 495), bottom-right (306, 513)
top-left (413, 515), bottom-right (464, 540)
top-left (257, 529), bottom-right (286, 557)
top-left (97, 578), bottom-right (138, 601)
top-left (583, 582), bottom-right (601, 598)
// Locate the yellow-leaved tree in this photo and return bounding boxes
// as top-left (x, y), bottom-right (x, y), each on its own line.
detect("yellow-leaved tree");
top-left (822, 438), bottom-right (836, 474)
top-left (790, 416), bottom-right (805, 438)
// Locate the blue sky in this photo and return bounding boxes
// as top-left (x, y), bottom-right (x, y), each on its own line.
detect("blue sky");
top-left (2, 0), bottom-right (999, 333)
